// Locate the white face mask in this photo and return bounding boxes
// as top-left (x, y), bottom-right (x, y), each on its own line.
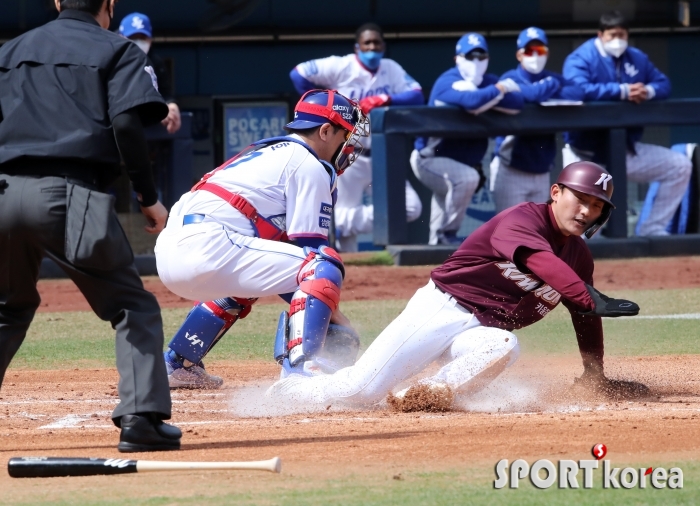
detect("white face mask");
top-left (456, 56), bottom-right (488, 86)
top-left (133, 39), bottom-right (152, 54)
top-left (521, 54), bottom-right (547, 75)
top-left (602, 37), bottom-right (627, 58)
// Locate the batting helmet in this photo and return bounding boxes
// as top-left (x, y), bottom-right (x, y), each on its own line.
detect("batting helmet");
top-left (556, 161), bottom-right (615, 238)
top-left (286, 90), bottom-right (370, 174)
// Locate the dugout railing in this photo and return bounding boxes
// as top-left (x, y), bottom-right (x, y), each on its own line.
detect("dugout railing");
top-left (371, 100), bottom-right (700, 259)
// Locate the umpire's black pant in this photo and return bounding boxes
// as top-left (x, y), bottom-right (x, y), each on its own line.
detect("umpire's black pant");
top-left (0, 174), bottom-right (172, 423)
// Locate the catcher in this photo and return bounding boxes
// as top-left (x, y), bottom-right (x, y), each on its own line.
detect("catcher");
top-left (268, 161), bottom-right (646, 410)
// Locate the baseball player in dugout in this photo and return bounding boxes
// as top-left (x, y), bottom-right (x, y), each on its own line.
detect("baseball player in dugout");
top-left (290, 23), bottom-right (424, 252)
top-left (118, 12), bottom-right (182, 134)
top-left (562, 10), bottom-right (692, 237)
top-left (155, 90), bottom-right (369, 389)
top-left (267, 162), bottom-right (647, 411)
top-left (0, 0), bottom-right (182, 452)
top-left (491, 27), bottom-right (584, 213)
top-left (410, 33), bottom-right (524, 246)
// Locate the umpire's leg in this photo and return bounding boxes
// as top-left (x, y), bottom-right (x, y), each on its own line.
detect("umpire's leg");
top-left (37, 179), bottom-right (171, 424)
top-left (0, 176), bottom-right (46, 389)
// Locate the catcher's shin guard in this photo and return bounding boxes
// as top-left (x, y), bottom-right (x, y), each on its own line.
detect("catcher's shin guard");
top-left (168, 297), bottom-right (255, 364)
top-left (287, 246), bottom-right (344, 366)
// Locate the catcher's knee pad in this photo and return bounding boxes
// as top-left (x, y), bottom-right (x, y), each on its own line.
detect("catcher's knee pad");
top-left (286, 246), bottom-right (344, 366)
top-left (168, 297), bottom-right (255, 364)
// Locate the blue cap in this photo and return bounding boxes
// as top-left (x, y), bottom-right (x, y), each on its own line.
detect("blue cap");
top-left (286, 90), bottom-right (359, 131)
top-left (455, 33), bottom-right (488, 55)
top-left (119, 13), bottom-right (152, 39)
top-left (517, 27), bottom-right (548, 49)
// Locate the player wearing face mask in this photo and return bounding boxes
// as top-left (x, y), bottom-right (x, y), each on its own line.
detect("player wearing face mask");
top-left (118, 13), bottom-right (181, 134)
top-left (490, 27), bottom-right (584, 213)
top-left (562, 11), bottom-right (691, 237)
top-left (410, 33), bottom-right (524, 245)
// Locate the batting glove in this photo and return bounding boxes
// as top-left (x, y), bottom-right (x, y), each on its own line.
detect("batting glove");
top-left (359, 94), bottom-right (390, 115)
top-left (579, 284), bottom-right (640, 317)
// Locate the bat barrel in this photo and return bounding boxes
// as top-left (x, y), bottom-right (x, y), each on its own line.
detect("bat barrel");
top-left (8, 457), bottom-right (137, 478)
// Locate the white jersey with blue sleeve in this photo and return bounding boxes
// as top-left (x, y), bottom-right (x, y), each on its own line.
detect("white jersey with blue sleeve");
top-left (169, 134), bottom-right (333, 241)
top-left (295, 54), bottom-right (421, 102)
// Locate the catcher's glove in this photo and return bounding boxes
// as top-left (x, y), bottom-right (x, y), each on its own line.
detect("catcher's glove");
top-left (579, 284), bottom-right (639, 317)
top-left (573, 373), bottom-right (649, 400)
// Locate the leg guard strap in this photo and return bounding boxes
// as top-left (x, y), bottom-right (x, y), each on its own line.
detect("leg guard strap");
top-left (299, 279), bottom-right (340, 312)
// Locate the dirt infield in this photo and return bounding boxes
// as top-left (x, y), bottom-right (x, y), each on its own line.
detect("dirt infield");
top-left (33, 255), bottom-right (700, 313)
top-left (1, 256), bottom-right (699, 502)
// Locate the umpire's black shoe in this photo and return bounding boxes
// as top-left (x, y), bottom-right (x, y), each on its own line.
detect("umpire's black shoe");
top-left (117, 413), bottom-right (182, 453)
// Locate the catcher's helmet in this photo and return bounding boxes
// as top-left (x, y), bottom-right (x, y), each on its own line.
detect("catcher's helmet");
top-left (286, 90), bottom-right (370, 174)
top-left (556, 161), bottom-right (615, 238)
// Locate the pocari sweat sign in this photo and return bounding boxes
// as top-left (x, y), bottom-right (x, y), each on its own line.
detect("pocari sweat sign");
top-left (223, 102), bottom-right (288, 159)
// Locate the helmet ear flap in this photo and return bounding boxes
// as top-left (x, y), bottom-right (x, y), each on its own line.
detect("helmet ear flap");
top-left (585, 203), bottom-right (613, 239)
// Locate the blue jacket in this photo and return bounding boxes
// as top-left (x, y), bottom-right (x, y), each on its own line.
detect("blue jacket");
top-left (563, 38), bottom-right (671, 162)
top-left (494, 66), bottom-right (584, 173)
top-left (414, 67), bottom-right (523, 168)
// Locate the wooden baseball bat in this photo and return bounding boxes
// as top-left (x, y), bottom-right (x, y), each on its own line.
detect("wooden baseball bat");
top-left (8, 456), bottom-right (282, 478)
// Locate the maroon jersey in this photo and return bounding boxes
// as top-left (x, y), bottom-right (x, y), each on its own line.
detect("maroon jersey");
top-left (431, 202), bottom-right (604, 367)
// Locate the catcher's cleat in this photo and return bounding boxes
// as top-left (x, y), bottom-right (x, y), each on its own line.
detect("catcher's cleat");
top-left (165, 351), bottom-right (223, 390)
top-left (388, 383), bottom-right (454, 412)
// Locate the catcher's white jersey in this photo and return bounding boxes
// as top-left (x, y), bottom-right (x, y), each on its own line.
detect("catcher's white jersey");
top-left (170, 135), bottom-right (333, 241)
top-left (296, 54), bottom-right (421, 103)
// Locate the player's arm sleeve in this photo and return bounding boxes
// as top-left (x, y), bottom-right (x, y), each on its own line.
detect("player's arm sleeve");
top-left (433, 74), bottom-right (503, 113)
top-left (563, 53), bottom-right (624, 102)
top-left (565, 305), bottom-right (605, 371)
top-left (518, 76), bottom-right (562, 102)
top-left (112, 108), bottom-right (158, 207)
top-left (293, 57), bottom-right (340, 90)
top-left (555, 75), bottom-right (586, 101)
top-left (389, 88), bottom-right (424, 105)
top-left (106, 43), bottom-right (168, 125)
top-left (388, 65), bottom-right (424, 105)
top-left (289, 67), bottom-right (317, 95)
top-left (285, 158), bottom-right (332, 240)
top-left (642, 56), bottom-right (671, 100)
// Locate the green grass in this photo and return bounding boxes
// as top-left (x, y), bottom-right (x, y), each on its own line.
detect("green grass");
top-left (343, 250), bottom-right (395, 266)
top-left (14, 460), bottom-right (700, 505)
top-left (8, 288), bottom-right (700, 370)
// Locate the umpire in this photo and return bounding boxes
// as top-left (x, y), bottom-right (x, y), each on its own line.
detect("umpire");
top-left (0, 0), bottom-right (181, 452)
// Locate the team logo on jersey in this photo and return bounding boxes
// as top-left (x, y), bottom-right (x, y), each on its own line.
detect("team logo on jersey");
top-left (495, 262), bottom-right (563, 306)
top-left (595, 173), bottom-right (613, 191)
top-left (624, 62), bottom-right (639, 78)
top-left (144, 65), bottom-right (159, 91)
top-left (319, 203), bottom-right (333, 216)
top-left (319, 216), bottom-right (331, 229)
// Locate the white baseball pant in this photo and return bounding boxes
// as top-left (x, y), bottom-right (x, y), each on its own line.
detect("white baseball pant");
top-left (266, 280), bottom-right (520, 407)
top-left (489, 157), bottom-right (551, 213)
top-left (334, 154), bottom-right (422, 252)
top-left (410, 150), bottom-right (481, 245)
top-left (562, 142), bottom-right (692, 236)
top-left (155, 217), bottom-right (306, 302)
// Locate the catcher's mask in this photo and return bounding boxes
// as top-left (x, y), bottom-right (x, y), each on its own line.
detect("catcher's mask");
top-left (286, 89), bottom-right (370, 175)
top-left (556, 161), bottom-right (615, 239)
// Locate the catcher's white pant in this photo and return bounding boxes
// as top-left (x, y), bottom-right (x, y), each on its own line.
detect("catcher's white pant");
top-left (489, 157), bottom-right (551, 213)
top-left (562, 142), bottom-right (692, 236)
top-left (155, 218), bottom-right (305, 301)
top-left (410, 150), bottom-right (481, 245)
top-left (267, 281), bottom-right (520, 406)
top-left (334, 155), bottom-right (422, 252)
